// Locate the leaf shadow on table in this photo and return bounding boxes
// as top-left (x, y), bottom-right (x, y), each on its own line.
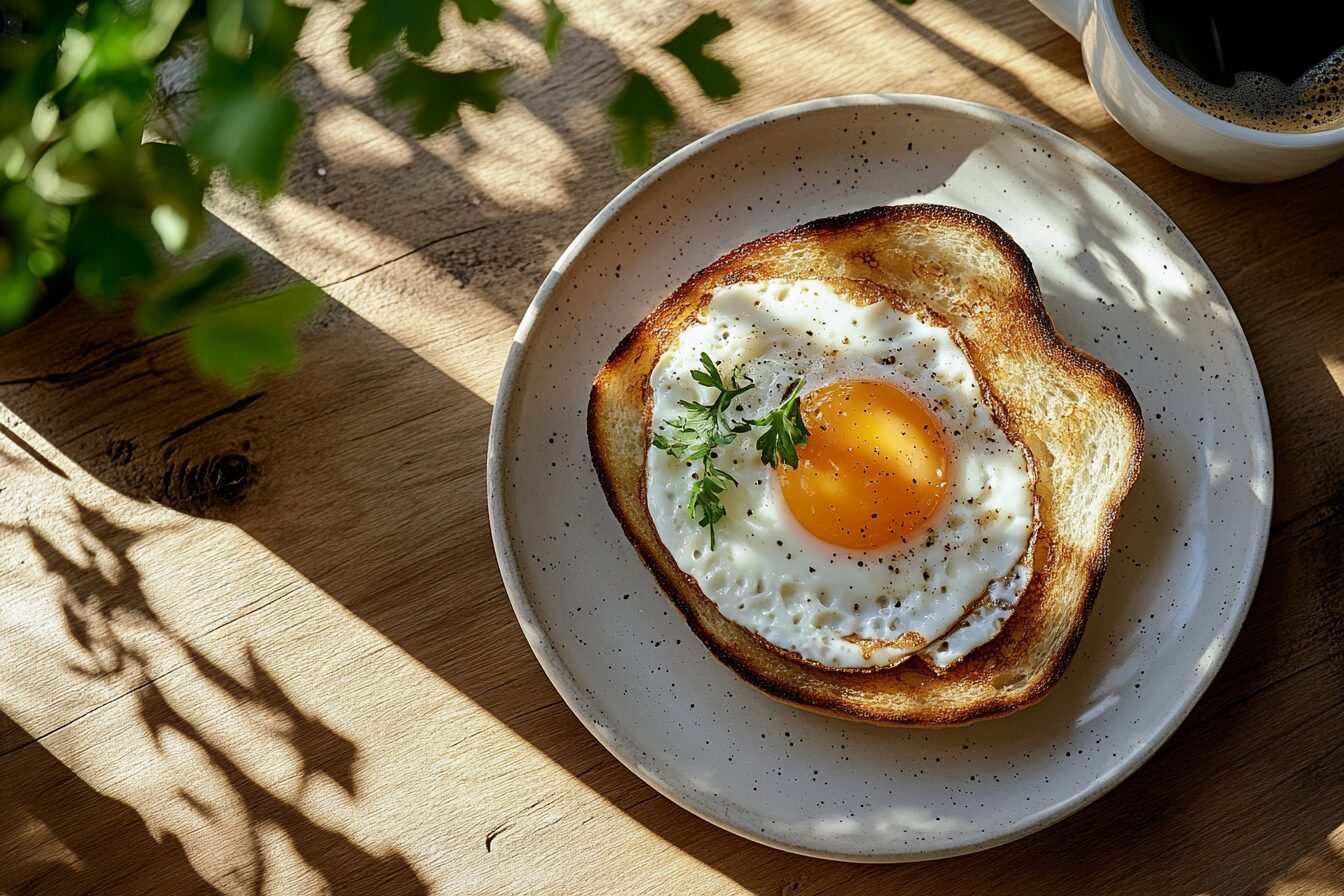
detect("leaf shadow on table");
top-left (933, 0), bottom-right (1091, 86)
top-left (869, 0), bottom-right (1099, 145)
top-left (0, 10), bottom-right (713, 889)
top-left (0, 709), bottom-right (212, 896)
top-left (0, 216), bottom-right (699, 892)
top-left (0, 5), bottom-right (1342, 894)
top-left (0, 502), bottom-right (428, 896)
top-left (195, 9), bottom-right (671, 324)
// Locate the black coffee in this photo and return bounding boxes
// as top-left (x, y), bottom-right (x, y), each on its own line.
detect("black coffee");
top-left (1113, 0), bottom-right (1344, 133)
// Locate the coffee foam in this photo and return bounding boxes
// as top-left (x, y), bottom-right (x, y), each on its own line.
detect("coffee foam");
top-left (1114, 0), bottom-right (1344, 134)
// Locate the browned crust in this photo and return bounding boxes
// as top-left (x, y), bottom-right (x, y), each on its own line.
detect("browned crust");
top-left (588, 204), bottom-right (1145, 727)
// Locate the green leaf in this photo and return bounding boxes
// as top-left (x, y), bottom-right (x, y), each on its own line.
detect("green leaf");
top-left (449, 0), bottom-right (503, 25)
top-left (752, 379), bottom-right (809, 468)
top-left (28, 139), bottom-right (99, 205)
top-left (688, 464), bottom-right (732, 550)
top-left (690, 351), bottom-right (725, 389)
top-left (134, 255), bottom-right (248, 333)
top-left (133, 0), bottom-right (195, 61)
top-left (0, 269), bottom-right (39, 332)
top-left (49, 22), bottom-right (92, 93)
top-left (208, 0), bottom-right (250, 58)
top-left (3, 184), bottom-right (69, 260)
top-left (67, 96), bottom-right (118, 151)
top-left (65, 203), bottom-right (157, 302)
top-left (151, 206), bottom-right (190, 254)
top-left (383, 61), bottom-right (509, 136)
top-left (246, 0), bottom-right (309, 77)
top-left (140, 142), bottom-right (207, 253)
top-left (346, 0), bottom-right (444, 70)
top-left (186, 284), bottom-right (322, 389)
top-left (188, 71), bottom-right (301, 196)
top-left (607, 71), bottom-right (676, 170)
top-left (27, 247), bottom-right (64, 279)
top-left (540, 0), bottom-right (565, 63)
top-left (659, 12), bottom-right (739, 100)
top-left (652, 353), bottom-right (758, 549)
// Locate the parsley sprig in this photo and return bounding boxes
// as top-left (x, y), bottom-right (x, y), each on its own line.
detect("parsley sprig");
top-left (752, 379), bottom-right (809, 469)
top-left (653, 353), bottom-right (752, 549)
top-left (652, 353), bottom-right (810, 549)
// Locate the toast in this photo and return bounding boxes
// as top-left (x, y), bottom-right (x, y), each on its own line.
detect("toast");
top-left (588, 204), bottom-right (1144, 726)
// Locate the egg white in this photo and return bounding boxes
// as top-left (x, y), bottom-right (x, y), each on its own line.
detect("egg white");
top-left (646, 280), bottom-right (1035, 670)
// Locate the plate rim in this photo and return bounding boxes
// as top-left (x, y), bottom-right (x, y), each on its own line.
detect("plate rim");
top-left (486, 92), bottom-right (1274, 862)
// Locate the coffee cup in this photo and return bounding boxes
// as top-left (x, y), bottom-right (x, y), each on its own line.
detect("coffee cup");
top-left (1026, 0), bottom-right (1344, 182)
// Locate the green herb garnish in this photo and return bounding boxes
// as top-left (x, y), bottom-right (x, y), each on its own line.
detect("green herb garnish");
top-left (752, 379), bottom-right (809, 469)
top-left (652, 353), bottom-right (753, 549)
top-left (652, 354), bottom-right (810, 549)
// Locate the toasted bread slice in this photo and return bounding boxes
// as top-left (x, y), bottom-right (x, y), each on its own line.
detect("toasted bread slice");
top-left (588, 204), bottom-right (1144, 726)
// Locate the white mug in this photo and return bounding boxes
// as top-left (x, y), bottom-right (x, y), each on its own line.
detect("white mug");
top-left (1027, 0), bottom-right (1344, 182)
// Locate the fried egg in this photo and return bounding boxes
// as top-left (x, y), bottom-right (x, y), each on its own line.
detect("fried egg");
top-left (646, 280), bottom-right (1035, 670)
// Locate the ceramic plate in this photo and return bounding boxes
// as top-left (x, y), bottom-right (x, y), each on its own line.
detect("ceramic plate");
top-left (487, 95), bottom-right (1272, 861)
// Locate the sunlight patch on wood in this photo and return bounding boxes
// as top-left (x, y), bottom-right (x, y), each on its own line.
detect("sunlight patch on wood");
top-left (1323, 351), bottom-right (1344, 398)
top-left (314, 106), bottom-right (416, 169)
top-left (0, 491), bottom-right (470, 892)
top-left (5, 811), bottom-right (83, 877)
top-left (207, 193), bottom-right (410, 289)
top-left (423, 105), bottom-right (583, 214)
top-left (324, 265), bottom-right (516, 404)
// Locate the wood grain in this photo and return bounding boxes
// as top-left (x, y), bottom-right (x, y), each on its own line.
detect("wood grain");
top-left (1, 1), bottom-right (1341, 893)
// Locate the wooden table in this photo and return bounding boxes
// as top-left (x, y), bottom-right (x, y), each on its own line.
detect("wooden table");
top-left (2, 1), bottom-right (1341, 893)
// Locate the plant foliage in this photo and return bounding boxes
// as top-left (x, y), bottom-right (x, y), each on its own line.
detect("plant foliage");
top-left (0, 0), bottom-right (740, 386)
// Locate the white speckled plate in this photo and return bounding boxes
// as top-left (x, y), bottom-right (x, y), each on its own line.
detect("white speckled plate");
top-left (487, 95), bottom-right (1272, 861)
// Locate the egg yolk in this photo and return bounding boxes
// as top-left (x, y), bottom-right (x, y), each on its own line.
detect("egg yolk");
top-left (778, 379), bottom-right (951, 551)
